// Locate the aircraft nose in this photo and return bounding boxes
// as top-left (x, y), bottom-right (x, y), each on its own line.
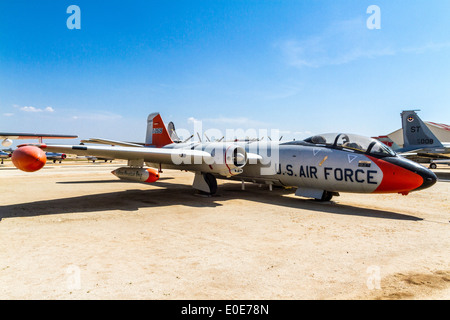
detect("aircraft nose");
top-left (383, 156), bottom-right (437, 192)
top-left (413, 164), bottom-right (437, 191)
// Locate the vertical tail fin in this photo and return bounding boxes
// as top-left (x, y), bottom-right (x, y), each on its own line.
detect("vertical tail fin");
top-left (401, 110), bottom-right (443, 151)
top-left (145, 113), bottom-right (173, 147)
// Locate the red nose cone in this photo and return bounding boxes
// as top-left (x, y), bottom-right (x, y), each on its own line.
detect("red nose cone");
top-left (145, 168), bottom-right (160, 183)
top-left (368, 156), bottom-right (423, 194)
top-left (12, 146), bottom-right (47, 172)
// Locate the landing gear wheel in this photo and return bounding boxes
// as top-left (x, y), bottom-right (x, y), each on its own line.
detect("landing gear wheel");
top-left (429, 163), bottom-right (437, 169)
top-left (315, 191), bottom-right (333, 202)
top-left (203, 173), bottom-right (217, 195)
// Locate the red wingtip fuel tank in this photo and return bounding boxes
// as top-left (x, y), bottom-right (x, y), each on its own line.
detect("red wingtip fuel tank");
top-left (12, 146), bottom-right (47, 172)
top-left (368, 155), bottom-right (437, 194)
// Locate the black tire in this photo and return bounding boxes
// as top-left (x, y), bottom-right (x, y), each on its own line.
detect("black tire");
top-left (429, 163), bottom-right (437, 169)
top-left (203, 173), bottom-right (218, 195)
top-left (315, 191), bottom-right (333, 202)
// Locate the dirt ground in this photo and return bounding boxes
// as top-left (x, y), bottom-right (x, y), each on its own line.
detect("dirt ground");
top-left (0, 160), bottom-right (449, 300)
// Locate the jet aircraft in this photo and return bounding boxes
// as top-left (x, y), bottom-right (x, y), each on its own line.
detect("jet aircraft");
top-left (398, 110), bottom-right (450, 169)
top-left (0, 150), bottom-right (11, 164)
top-left (10, 113), bottom-right (436, 201)
top-left (45, 152), bottom-right (67, 163)
top-left (84, 155), bottom-right (114, 163)
top-left (374, 111), bottom-right (450, 169)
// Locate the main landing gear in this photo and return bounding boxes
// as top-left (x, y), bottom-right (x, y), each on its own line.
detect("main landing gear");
top-left (315, 190), bottom-right (334, 202)
top-left (192, 172), bottom-right (218, 195)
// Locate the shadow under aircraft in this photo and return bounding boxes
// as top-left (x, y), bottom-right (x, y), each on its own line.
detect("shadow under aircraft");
top-left (0, 179), bottom-right (422, 222)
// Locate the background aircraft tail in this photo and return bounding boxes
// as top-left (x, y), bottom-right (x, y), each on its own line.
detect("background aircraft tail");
top-left (145, 113), bottom-right (173, 147)
top-left (372, 135), bottom-right (401, 151)
top-left (401, 110), bottom-right (443, 151)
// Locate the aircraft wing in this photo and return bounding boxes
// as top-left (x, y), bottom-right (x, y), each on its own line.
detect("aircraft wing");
top-left (398, 150), bottom-right (450, 163)
top-left (404, 152), bottom-right (450, 159)
top-left (34, 143), bottom-right (263, 162)
top-left (0, 133), bottom-right (77, 139)
top-left (21, 143), bottom-right (263, 175)
top-left (398, 151), bottom-right (419, 157)
top-left (80, 138), bottom-right (144, 147)
top-left (34, 144), bottom-right (210, 164)
top-left (398, 145), bottom-right (450, 157)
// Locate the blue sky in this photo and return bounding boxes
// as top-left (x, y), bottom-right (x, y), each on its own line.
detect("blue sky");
top-left (1, 0), bottom-right (450, 144)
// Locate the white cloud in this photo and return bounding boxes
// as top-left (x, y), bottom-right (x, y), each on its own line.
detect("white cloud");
top-left (277, 18), bottom-right (450, 69)
top-left (276, 18), bottom-right (396, 68)
top-left (187, 116), bottom-right (201, 124)
top-left (20, 106), bottom-right (41, 112)
top-left (19, 106), bottom-right (55, 113)
top-left (3, 113), bottom-right (14, 117)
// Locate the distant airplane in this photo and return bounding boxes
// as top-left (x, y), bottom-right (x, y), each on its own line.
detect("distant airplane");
top-left (398, 110), bottom-right (450, 169)
top-left (45, 152), bottom-right (67, 163)
top-left (10, 112), bottom-right (436, 201)
top-left (0, 150), bottom-right (11, 164)
top-left (84, 155), bottom-right (114, 163)
top-left (375, 111), bottom-right (450, 169)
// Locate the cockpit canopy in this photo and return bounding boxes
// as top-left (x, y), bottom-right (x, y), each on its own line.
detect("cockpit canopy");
top-left (302, 133), bottom-right (396, 157)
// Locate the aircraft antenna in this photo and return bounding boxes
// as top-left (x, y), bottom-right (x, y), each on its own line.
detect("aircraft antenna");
top-left (182, 134), bottom-right (194, 143)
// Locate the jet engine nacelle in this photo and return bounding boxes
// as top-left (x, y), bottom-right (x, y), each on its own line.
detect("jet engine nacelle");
top-left (169, 143), bottom-right (247, 176)
top-left (205, 144), bottom-right (247, 177)
top-left (11, 146), bottom-right (47, 172)
top-left (111, 167), bottom-right (160, 183)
